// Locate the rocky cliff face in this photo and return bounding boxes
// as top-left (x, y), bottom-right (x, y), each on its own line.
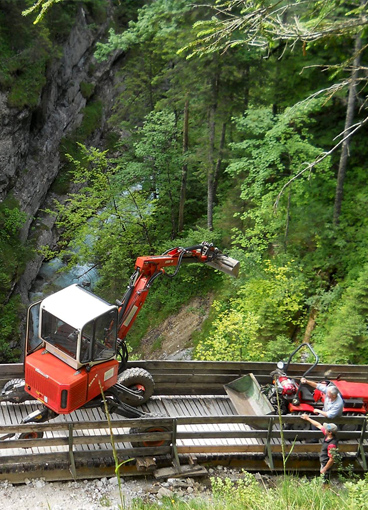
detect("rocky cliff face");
top-left (0, 5), bottom-right (124, 304)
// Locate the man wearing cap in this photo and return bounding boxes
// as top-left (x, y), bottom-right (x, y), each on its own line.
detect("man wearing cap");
top-left (301, 414), bottom-right (339, 483)
top-left (300, 377), bottom-right (344, 419)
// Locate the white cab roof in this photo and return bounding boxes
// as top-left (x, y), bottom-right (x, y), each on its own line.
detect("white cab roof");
top-left (41, 284), bottom-right (117, 329)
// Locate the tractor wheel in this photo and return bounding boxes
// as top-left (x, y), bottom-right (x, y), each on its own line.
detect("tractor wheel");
top-left (341, 412), bottom-right (361, 432)
top-left (289, 411), bottom-right (311, 431)
top-left (129, 425), bottom-right (170, 448)
top-left (117, 368), bottom-right (155, 407)
top-left (2, 378), bottom-right (25, 394)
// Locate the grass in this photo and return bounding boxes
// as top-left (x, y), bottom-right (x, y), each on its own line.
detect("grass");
top-left (128, 473), bottom-right (366, 510)
top-left (151, 335), bottom-right (164, 353)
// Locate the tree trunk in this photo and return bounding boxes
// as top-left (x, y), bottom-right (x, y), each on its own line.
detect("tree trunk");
top-left (243, 63), bottom-right (250, 111)
top-left (207, 64), bottom-right (220, 231)
top-left (128, 189), bottom-right (154, 251)
top-left (207, 102), bottom-right (216, 231)
top-left (213, 122), bottom-right (226, 199)
top-left (284, 188), bottom-right (291, 251)
top-left (178, 99), bottom-right (189, 233)
top-left (333, 29), bottom-right (363, 225)
top-left (303, 308), bottom-right (317, 344)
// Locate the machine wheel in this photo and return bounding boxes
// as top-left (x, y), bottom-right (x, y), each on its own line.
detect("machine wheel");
top-left (117, 368), bottom-right (155, 407)
top-left (2, 378), bottom-right (25, 394)
top-left (289, 411), bottom-right (311, 431)
top-left (17, 431), bottom-right (44, 440)
top-left (341, 412), bottom-right (361, 432)
top-left (129, 425), bottom-right (170, 448)
top-left (15, 430), bottom-right (44, 448)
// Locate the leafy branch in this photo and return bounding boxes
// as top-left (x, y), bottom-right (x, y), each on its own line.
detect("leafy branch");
top-left (22, 0), bottom-right (64, 24)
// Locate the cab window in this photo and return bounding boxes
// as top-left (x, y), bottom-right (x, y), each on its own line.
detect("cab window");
top-left (80, 310), bottom-right (117, 363)
top-left (41, 310), bottom-right (78, 359)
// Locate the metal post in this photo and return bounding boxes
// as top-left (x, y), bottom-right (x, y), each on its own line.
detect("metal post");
top-left (358, 417), bottom-right (367, 471)
top-left (68, 423), bottom-right (77, 480)
top-left (265, 417), bottom-right (274, 470)
top-left (171, 419), bottom-right (181, 472)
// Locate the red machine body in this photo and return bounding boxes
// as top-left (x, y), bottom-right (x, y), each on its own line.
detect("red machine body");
top-left (25, 349), bottom-right (118, 414)
top-left (285, 379), bottom-right (368, 415)
top-left (277, 376), bottom-right (296, 396)
top-left (268, 344), bottom-right (368, 424)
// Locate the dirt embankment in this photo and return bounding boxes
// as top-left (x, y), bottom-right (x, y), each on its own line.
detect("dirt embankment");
top-left (137, 294), bottom-right (215, 360)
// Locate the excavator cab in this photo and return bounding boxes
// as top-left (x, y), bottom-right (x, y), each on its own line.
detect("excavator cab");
top-left (24, 284), bottom-right (120, 414)
top-left (26, 284), bottom-right (118, 369)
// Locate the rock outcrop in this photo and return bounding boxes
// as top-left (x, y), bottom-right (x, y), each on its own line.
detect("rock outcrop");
top-left (0, 4), bottom-right (125, 303)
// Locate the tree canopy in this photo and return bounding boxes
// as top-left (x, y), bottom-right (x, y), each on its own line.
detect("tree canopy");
top-left (2, 0), bottom-right (368, 364)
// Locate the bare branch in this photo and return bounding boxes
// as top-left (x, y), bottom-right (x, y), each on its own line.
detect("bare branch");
top-left (274, 115), bottom-right (368, 208)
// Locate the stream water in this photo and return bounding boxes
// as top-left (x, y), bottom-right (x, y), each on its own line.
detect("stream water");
top-left (29, 256), bottom-right (100, 301)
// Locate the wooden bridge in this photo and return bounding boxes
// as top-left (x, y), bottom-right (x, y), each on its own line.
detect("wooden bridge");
top-left (0, 360), bottom-right (367, 483)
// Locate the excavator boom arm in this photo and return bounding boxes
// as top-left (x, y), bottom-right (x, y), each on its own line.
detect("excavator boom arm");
top-left (117, 242), bottom-right (239, 341)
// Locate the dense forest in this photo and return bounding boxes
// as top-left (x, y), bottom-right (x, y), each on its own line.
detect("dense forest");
top-left (1, 0), bottom-right (368, 365)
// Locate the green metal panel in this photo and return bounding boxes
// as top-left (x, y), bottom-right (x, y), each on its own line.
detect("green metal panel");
top-left (224, 373), bottom-right (275, 421)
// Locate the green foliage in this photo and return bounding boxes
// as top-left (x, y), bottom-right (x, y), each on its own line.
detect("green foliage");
top-left (95, 0), bottom-right (192, 62)
top-left (9, 0), bottom-right (368, 367)
top-left (22, 0), bottom-right (64, 24)
top-left (0, 196), bottom-right (30, 361)
top-left (227, 103), bottom-right (333, 256)
top-left (195, 260), bottom-right (308, 361)
top-left (345, 473), bottom-right (368, 509)
top-left (129, 472), bottom-right (368, 510)
top-left (210, 473), bottom-right (348, 510)
top-left (80, 81), bottom-right (95, 99)
top-left (312, 264), bottom-right (368, 363)
top-left (60, 100), bottom-right (103, 171)
top-left (0, 1), bottom-right (52, 108)
top-left (211, 472), bottom-right (265, 507)
top-left (0, 296), bottom-right (24, 362)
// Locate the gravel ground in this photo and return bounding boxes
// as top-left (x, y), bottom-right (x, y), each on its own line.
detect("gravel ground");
top-left (0, 468), bottom-right (226, 510)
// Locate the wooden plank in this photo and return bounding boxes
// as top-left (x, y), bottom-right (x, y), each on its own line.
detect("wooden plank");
top-left (0, 412), bottom-right (364, 433)
top-left (131, 359), bottom-right (368, 376)
top-left (0, 445), bottom-right (172, 466)
top-left (154, 464), bottom-right (208, 479)
top-left (3, 360), bottom-right (368, 379)
top-left (176, 431), bottom-right (266, 440)
top-left (177, 443), bottom-right (360, 455)
top-left (0, 436), bottom-right (359, 458)
top-left (177, 445), bottom-right (265, 454)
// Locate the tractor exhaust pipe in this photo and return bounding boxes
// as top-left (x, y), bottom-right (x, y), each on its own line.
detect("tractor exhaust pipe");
top-left (206, 254), bottom-right (240, 278)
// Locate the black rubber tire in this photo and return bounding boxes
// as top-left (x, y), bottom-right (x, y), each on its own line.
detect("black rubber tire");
top-left (129, 425), bottom-right (171, 448)
top-left (2, 378), bottom-right (25, 394)
top-left (117, 368), bottom-right (155, 407)
top-left (289, 411), bottom-right (311, 431)
top-left (15, 431), bottom-right (44, 449)
top-left (18, 431), bottom-right (44, 440)
top-left (341, 412), bottom-right (361, 432)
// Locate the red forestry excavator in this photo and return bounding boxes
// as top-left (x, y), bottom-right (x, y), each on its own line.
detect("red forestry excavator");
top-left (0, 242), bottom-right (239, 435)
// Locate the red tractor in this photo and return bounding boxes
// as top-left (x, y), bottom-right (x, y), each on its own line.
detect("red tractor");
top-left (1, 242), bottom-right (239, 434)
top-left (266, 343), bottom-right (368, 430)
